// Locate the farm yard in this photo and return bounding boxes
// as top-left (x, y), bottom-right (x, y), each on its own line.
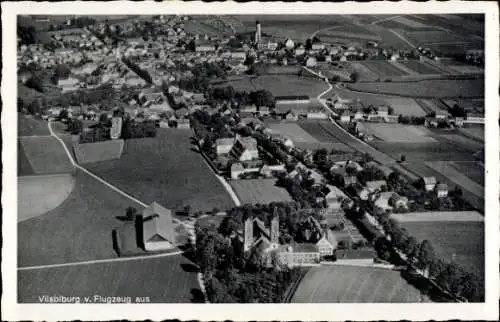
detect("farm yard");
top-left (18, 169), bottom-right (144, 267)
top-left (383, 97), bottom-right (427, 116)
top-left (18, 136), bottom-right (75, 175)
top-left (18, 174), bottom-right (76, 223)
top-left (291, 266), bottom-right (428, 303)
top-left (85, 128), bottom-right (235, 213)
top-left (360, 61), bottom-right (409, 78)
top-left (399, 60), bottom-right (445, 75)
top-left (230, 179), bottom-right (292, 205)
top-left (347, 79), bottom-right (484, 98)
top-left (18, 254), bottom-right (202, 303)
top-left (395, 219), bottom-right (484, 277)
top-left (361, 124), bottom-right (437, 143)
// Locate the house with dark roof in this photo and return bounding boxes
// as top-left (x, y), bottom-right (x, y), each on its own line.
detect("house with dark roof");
top-left (142, 202), bottom-right (176, 252)
top-left (436, 183), bottom-right (449, 198)
top-left (421, 176), bottom-right (437, 192)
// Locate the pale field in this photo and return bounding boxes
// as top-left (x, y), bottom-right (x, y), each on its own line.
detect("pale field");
top-left (384, 97), bottom-right (427, 117)
top-left (18, 174), bottom-right (76, 222)
top-left (269, 123), bottom-right (319, 143)
top-left (363, 123), bottom-right (437, 143)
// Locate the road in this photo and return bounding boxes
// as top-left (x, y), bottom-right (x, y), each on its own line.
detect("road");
top-left (24, 122), bottom-right (209, 301)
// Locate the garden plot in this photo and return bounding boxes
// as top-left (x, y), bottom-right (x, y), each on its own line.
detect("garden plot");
top-left (384, 97), bottom-right (427, 116)
top-left (362, 124), bottom-right (437, 143)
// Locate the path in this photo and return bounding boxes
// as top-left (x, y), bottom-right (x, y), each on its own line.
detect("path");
top-left (311, 25), bottom-right (341, 39)
top-left (22, 122), bottom-right (209, 302)
top-left (19, 250), bottom-right (184, 271)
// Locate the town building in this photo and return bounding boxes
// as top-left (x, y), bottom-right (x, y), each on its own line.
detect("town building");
top-left (436, 183), bottom-right (449, 198)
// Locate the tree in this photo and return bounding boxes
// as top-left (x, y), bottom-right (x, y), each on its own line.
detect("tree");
top-left (183, 205), bottom-right (192, 217)
top-left (400, 154), bottom-right (406, 163)
top-left (349, 72), bottom-right (359, 83)
top-left (54, 64), bottom-right (71, 80)
top-left (67, 118), bottom-right (83, 135)
top-left (125, 206), bottom-right (137, 221)
top-left (59, 109), bottom-right (69, 120)
top-left (416, 240), bottom-right (435, 270)
top-left (99, 113), bottom-right (109, 125)
top-left (305, 38), bottom-right (312, 50)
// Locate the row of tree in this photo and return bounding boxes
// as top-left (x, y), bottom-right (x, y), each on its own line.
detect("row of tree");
top-left (370, 207), bottom-right (484, 302)
top-left (121, 57), bottom-right (153, 84)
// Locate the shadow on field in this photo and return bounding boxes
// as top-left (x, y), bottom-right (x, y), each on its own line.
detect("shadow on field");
top-left (400, 269), bottom-right (454, 302)
top-left (190, 288), bottom-right (205, 303)
top-left (111, 230), bottom-right (120, 256)
top-left (181, 263), bottom-right (199, 273)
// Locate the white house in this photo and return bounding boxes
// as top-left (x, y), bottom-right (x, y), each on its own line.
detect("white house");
top-left (315, 229), bottom-right (338, 257)
top-left (142, 202), bottom-right (176, 252)
top-left (216, 138), bottom-right (235, 155)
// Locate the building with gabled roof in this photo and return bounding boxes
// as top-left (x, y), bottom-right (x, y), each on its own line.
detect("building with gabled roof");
top-left (142, 202), bottom-right (176, 252)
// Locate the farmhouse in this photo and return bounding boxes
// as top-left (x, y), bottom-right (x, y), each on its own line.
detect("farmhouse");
top-left (315, 229), bottom-right (338, 257)
top-left (231, 162), bottom-right (245, 179)
top-left (365, 180), bottom-right (387, 193)
top-left (436, 183), bottom-right (449, 198)
top-left (388, 193), bottom-right (409, 210)
top-left (195, 42), bottom-right (217, 53)
top-left (421, 176), bottom-right (437, 192)
top-left (142, 202), bottom-right (176, 252)
top-left (215, 138), bottom-right (235, 155)
top-left (230, 137), bottom-right (259, 161)
top-left (372, 192), bottom-right (397, 212)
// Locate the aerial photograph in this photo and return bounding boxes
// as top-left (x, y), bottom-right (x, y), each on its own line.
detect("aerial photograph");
top-left (17, 14), bottom-right (485, 303)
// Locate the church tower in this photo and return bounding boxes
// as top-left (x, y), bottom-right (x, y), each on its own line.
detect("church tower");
top-left (244, 217), bottom-right (254, 252)
top-left (270, 207), bottom-right (279, 248)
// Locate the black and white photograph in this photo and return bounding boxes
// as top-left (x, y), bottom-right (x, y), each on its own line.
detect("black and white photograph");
top-left (2, 1), bottom-right (499, 321)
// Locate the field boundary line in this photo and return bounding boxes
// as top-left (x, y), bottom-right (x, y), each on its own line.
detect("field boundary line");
top-left (18, 250), bottom-right (184, 271)
top-left (48, 121), bottom-right (148, 208)
top-left (19, 135), bottom-right (53, 139)
top-left (370, 15), bottom-right (402, 25)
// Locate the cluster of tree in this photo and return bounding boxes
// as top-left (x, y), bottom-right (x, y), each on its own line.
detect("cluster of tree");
top-left (398, 115), bottom-right (426, 125)
top-left (275, 169), bottom-right (326, 210)
top-left (121, 57), bottom-right (153, 84)
top-left (79, 126), bottom-right (110, 144)
top-left (448, 103), bottom-right (467, 118)
top-left (191, 109), bottom-right (235, 158)
top-left (18, 25), bottom-right (38, 45)
top-left (207, 86), bottom-right (275, 109)
top-left (371, 207), bottom-right (483, 302)
top-left (252, 132), bottom-right (290, 165)
top-left (67, 118), bottom-right (83, 135)
top-left (195, 209), bottom-right (303, 303)
top-left (121, 116), bottom-right (157, 139)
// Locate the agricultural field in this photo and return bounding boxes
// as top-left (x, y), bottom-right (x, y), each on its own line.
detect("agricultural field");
top-left (18, 136), bottom-right (74, 175)
top-left (361, 124), bottom-right (437, 143)
top-left (425, 160), bottom-right (484, 199)
top-left (377, 16), bottom-right (432, 30)
top-left (348, 79), bottom-right (484, 98)
top-left (232, 15), bottom-right (338, 40)
top-left (269, 123), bottom-right (319, 143)
top-left (383, 97), bottom-right (427, 116)
top-left (298, 120), bottom-right (356, 152)
top-left (439, 60), bottom-right (485, 75)
top-left (251, 75), bottom-right (328, 97)
top-left (459, 126), bottom-right (484, 142)
top-left (85, 128), bottom-right (235, 213)
top-left (214, 75), bottom-right (328, 98)
top-left (403, 30), bottom-right (468, 46)
top-left (396, 220), bottom-right (484, 277)
top-left (291, 266), bottom-right (428, 303)
top-left (449, 161), bottom-right (484, 186)
top-left (18, 254), bottom-right (202, 303)
top-left (317, 24), bottom-right (381, 42)
top-left (399, 60), bottom-right (445, 75)
top-left (18, 169), bottom-right (143, 267)
top-left (230, 179), bottom-right (292, 205)
top-left (18, 174), bottom-right (76, 223)
top-left (183, 19), bottom-right (222, 37)
top-left (360, 61), bottom-right (409, 78)
top-left (18, 114), bottom-right (50, 137)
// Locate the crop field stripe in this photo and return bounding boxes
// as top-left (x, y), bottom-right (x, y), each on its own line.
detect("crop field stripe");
top-left (18, 250), bottom-right (184, 271)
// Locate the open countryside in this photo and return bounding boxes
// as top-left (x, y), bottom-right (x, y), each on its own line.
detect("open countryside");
top-left (17, 13), bottom-right (485, 305)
